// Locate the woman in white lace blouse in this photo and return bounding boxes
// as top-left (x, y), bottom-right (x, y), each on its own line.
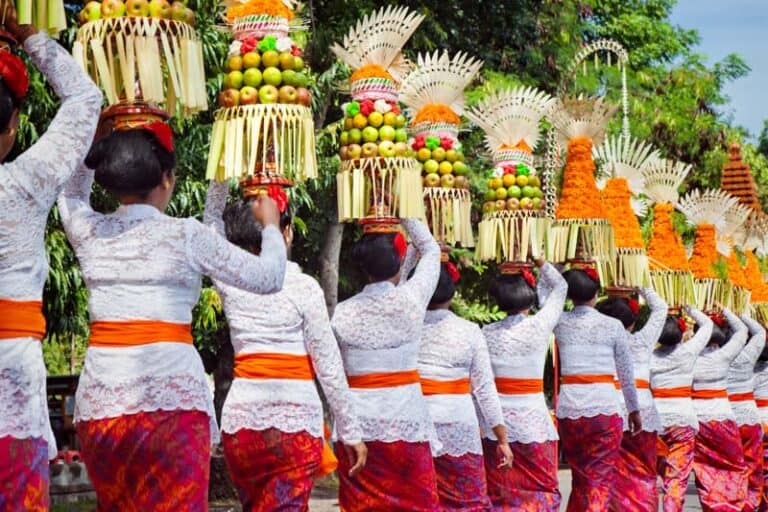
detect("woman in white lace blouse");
top-left (481, 259), bottom-right (567, 511)
top-left (331, 219), bottom-right (441, 511)
top-left (554, 267), bottom-right (641, 512)
top-left (0, 3), bottom-right (102, 508)
top-left (57, 124), bottom-right (286, 509)
top-left (203, 180), bottom-right (366, 510)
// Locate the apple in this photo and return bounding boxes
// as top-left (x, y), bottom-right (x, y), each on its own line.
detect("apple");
top-left (281, 69), bottom-right (297, 87)
top-left (361, 126), bottom-right (379, 143)
top-left (218, 88), bottom-right (239, 107)
top-left (394, 128), bottom-right (408, 143)
top-left (258, 84), bottom-right (278, 104)
top-left (507, 198), bottom-right (520, 210)
top-left (394, 142), bottom-right (408, 156)
top-left (239, 86), bottom-right (258, 105)
top-left (383, 112), bottom-right (397, 126)
top-left (361, 142), bottom-right (378, 159)
top-left (484, 189), bottom-right (496, 201)
top-left (522, 185), bottom-right (535, 198)
top-left (293, 73), bottom-right (309, 88)
top-left (296, 87), bottom-right (311, 106)
top-left (452, 161), bottom-right (468, 176)
top-left (520, 197), bottom-right (534, 209)
top-left (348, 128), bottom-right (362, 144)
top-left (242, 68), bottom-right (262, 89)
top-left (340, 131), bottom-right (350, 145)
top-left (495, 187), bottom-right (508, 200)
top-left (225, 70), bottom-right (243, 89)
top-left (293, 56), bottom-right (305, 71)
top-left (533, 188), bottom-right (543, 199)
top-left (516, 175), bottom-right (529, 187)
top-left (454, 176), bottom-right (467, 189)
top-left (488, 178), bottom-right (503, 190)
top-left (378, 125), bottom-right (395, 142)
top-left (445, 149), bottom-right (459, 163)
top-left (262, 67), bottom-right (282, 87)
top-left (84, 0), bottom-right (103, 19)
top-left (528, 175), bottom-right (541, 187)
top-left (441, 174), bottom-right (455, 188)
top-left (148, 0), bottom-right (169, 17)
top-left (126, 0), bottom-right (149, 16)
top-left (102, 0), bottom-right (125, 17)
top-left (343, 118), bottom-right (353, 130)
top-left (352, 114), bottom-right (368, 129)
top-left (279, 52), bottom-right (295, 70)
top-left (368, 111), bottom-right (384, 127)
top-left (183, 8), bottom-right (194, 25)
top-left (340, 146), bottom-right (349, 160)
top-left (431, 147), bottom-right (446, 162)
top-left (242, 52), bottom-right (260, 69)
top-left (502, 174), bottom-right (516, 188)
top-left (170, 1), bottom-right (186, 20)
top-left (532, 197), bottom-right (542, 209)
top-left (227, 55), bottom-right (243, 72)
top-left (508, 185), bottom-right (522, 198)
top-left (395, 114), bottom-right (406, 128)
top-left (261, 50), bottom-right (280, 68)
top-left (438, 161), bottom-right (453, 175)
top-left (347, 144), bottom-right (361, 160)
top-left (423, 159), bottom-right (439, 174)
top-left (278, 85), bottom-right (297, 104)
top-left (483, 202), bottom-right (495, 214)
top-left (456, 152), bottom-right (465, 162)
top-left (378, 140), bottom-right (396, 157)
top-left (416, 148), bottom-right (431, 162)
top-left (495, 199), bottom-right (507, 211)
top-left (424, 173), bottom-right (440, 187)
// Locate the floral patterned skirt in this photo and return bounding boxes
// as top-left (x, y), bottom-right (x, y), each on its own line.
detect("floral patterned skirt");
top-left (609, 431), bottom-right (658, 512)
top-left (739, 424), bottom-right (764, 512)
top-left (335, 440), bottom-right (439, 512)
top-left (433, 452), bottom-right (490, 511)
top-left (660, 426), bottom-right (696, 512)
top-left (483, 438), bottom-right (559, 511)
top-left (77, 410), bottom-right (210, 511)
top-left (693, 419), bottom-right (747, 512)
top-left (559, 414), bottom-right (622, 512)
top-left (0, 436), bottom-right (48, 511)
top-left (222, 428), bottom-right (322, 512)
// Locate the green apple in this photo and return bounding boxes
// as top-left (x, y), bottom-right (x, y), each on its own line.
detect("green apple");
top-left (445, 149), bottom-right (459, 162)
top-left (262, 67), bottom-right (282, 87)
top-left (508, 185), bottom-right (522, 198)
top-left (522, 185), bottom-right (535, 198)
top-left (225, 70), bottom-right (244, 89)
top-left (532, 197), bottom-right (542, 209)
top-left (348, 128), bottom-right (362, 144)
top-left (293, 56), bottom-right (305, 71)
top-left (347, 144), bottom-right (361, 159)
top-left (440, 174), bottom-right (455, 188)
top-left (293, 73), bottom-right (309, 88)
top-left (362, 126), bottom-right (379, 143)
top-left (431, 147), bottom-right (446, 162)
top-left (378, 125), bottom-right (396, 142)
top-left (102, 0), bottom-right (125, 17)
top-left (452, 161), bottom-right (468, 176)
top-left (484, 190), bottom-right (496, 202)
top-left (423, 159), bottom-right (439, 174)
top-left (340, 131), bottom-right (349, 145)
top-left (281, 69), bottom-right (297, 87)
top-left (170, 0), bottom-right (186, 20)
top-left (495, 187), bottom-right (508, 200)
top-left (394, 128), bottom-right (408, 142)
top-left (378, 141), bottom-right (396, 157)
top-left (361, 142), bottom-right (378, 158)
top-left (528, 175), bottom-right (541, 187)
top-left (533, 188), bottom-right (543, 199)
top-left (395, 114), bottom-right (406, 128)
top-left (148, 0), bottom-right (170, 17)
top-left (258, 84), bottom-right (278, 104)
top-left (243, 68), bottom-right (262, 88)
top-left (520, 197), bottom-right (534, 209)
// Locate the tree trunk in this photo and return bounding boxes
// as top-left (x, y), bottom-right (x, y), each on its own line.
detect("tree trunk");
top-left (319, 219), bottom-right (344, 316)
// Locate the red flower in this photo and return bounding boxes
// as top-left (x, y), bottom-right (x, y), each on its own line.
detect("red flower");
top-left (708, 312), bottom-right (726, 328)
top-left (440, 137), bottom-right (453, 150)
top-left (445, 262), bottom-right (460, 283)
top-left (627, 298), bottom-right (640, 315)
top-left (503, 165), bottom-right (516, 175)
top-left (390, 104), bottom-right (400, 115)
top-left (360, 99), bottom-right (375, 116)
top-left (412, 134), bottom-right (426, 150)
top-left (583, 267), bottom-right (600, 284)
top-left (677, 317), bottom-right (687, 333)
top-left (393, 232), bottom-right (407, 260)
top-left (521, 268), bottom-right (536, 289)
top-left (265, 185), bottom-right (289, 213)
top-left (240, 35), bottom-right (258, 54)
top-left (142, 121), bottom-right (174, 153)
top-left (290, 45), bottom-right (302, 57)
top-left (0, 51), bottom-right (29, 101)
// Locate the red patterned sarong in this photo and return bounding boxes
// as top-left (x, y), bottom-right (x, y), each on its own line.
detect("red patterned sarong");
top-left (739, 424), bottom-right (764, 512)
top-left (433, 453), bottom-right (490, 511)
top-left (334, 440), bottom-right (439, 512)
top-left (559, 414), bottom-right (622, 512)
top-left (660, 426), bottom-right (696, 512)
top-left (77, 410), bottom-right (210, 511)
top-left (483, 438), bottom-right (559, 511)
top-left (693, 419), bottom-right (748, 512)
top-left (762, 427), bottom-right (768, 511)
top-left (0, 436), bottom-right (48, 511)
top-left (609, 431), bottom-right (657, 512)
top-left (222, 428), bottom-right (322, 512)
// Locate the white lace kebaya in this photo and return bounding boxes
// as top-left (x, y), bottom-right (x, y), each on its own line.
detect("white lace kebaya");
top-left (331, 219), bottom-right (441, 445)
top-left (0, 32), bottom-right (101, 455)
top-left (203, 181), bottom-right (362, 444)
top-left (727, 315), bottom-right (766, 427)
top-left (651, 308), bottom-right (713, 431)
top-left (482, 263), bottom-right (566, 444)
top-left (57, 166), bottom-right (287, 443)
top-left (418, 309), bottom-right (503, 457)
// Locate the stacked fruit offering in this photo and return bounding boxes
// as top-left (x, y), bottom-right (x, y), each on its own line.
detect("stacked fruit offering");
top-left (78, 0), bottom-right (195, 25)
top-left (415, 134), bottom-right (469, 190)
top-left (482, 163), bottom-right (543, 214)
top-left (338, 100), bottom-right (409, 161)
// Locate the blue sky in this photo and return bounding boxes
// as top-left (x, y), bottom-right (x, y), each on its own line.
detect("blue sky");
top-left (670, 0), bottom-right (766, 139)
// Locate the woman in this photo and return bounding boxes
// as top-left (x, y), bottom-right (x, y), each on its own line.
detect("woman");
top-left (203, 180), bottom-right (366, 511)
top-left (0, 2), bottom-right (102, 508)
top-left (57, 123), bottom-right (287, 509)
top-left (691, 308), bottom-right (749, 511)
top-left (416, 259), bottom-right (512, 510)
top-left (554, 267), bottom-right (641, 512)
top-left (331, 219), bottom-right (441, 511)
top-left (597, 288), bottom-right (667, 512)
top-left (481, 259), bottom-right (566, 511)
top-left (651, 307), bottom-right (713, 512)
top-left (753, 345), bottom-right (768, 508)
top-left (727, 315), bottom-right (766, 512)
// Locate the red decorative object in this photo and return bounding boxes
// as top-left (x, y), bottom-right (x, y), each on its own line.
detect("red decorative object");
top-left (360, 100), bottom-right (375, 116)
top-left (412, 134), bottom-right (426, 150)
top-left (708, 313), bottom-right (726, 328)
top-left (439, 137), bottom-right (453, 150)
top-left (583, 267), bottom-right (600, 283)
top-left (265, 185), bottom-right (289, 213)
top-left (445, 262), bottom-right (460, 283)
top-left (0, 51), bottom-right (29, 101)
top-left (521, 268), bottom-right (536, 289)
top-left (627, 298), bottom-right (640, 316)
top-left (393, 232), bottom-right (407, 260)
top-left (390, 104), bottom-right (400, 115)
top-left (677, 317), bottom-right (687, 333)
top-left (142, 121), bottom-right (175, 153)
top-left (240, 35), bottom-right (258, 54)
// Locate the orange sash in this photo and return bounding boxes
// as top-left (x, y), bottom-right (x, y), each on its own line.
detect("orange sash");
top-left (494, 378), bottom-right (543, 395)
top-left (0, 299), bottom-right (45, 340)
top-left (348, 370), bottom-right (420, 389)
top-left (234, 353), bottom-right (315, 380)
top-left (729, 392), bottom-right (755, 402)
top-left (613, 379), bottom-right (650, 390)
top-left (561, 374), bottom-right (615, 385)
top-left (653, 386), bottom-right (692, 399)
top-left (420, 378), bottom-right (471, 396)
top-left (89, 320), bottom-right (192, 347)
top-left (691, 388), bottom-right (728, 400)
top-left (756, 398), bottom-right (768, 408)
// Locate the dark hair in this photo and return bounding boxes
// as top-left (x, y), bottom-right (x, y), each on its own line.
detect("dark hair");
top-left (490, 274), bottom-right (537, 313)
top-left (223, 199), bottom-right (292, 252)
top-left (759, 345), bottom-right (768, 362)
top-left (658, 316), bottom-right (684, 346)
top-left (351, 233), bottom-right (401, 281)
top-left (707, 323), bottom-right (727, 347)
top-left (596, 297), bottom-right (637, 328)
top-left (429, 263), bottom-right (456, 307)
top-left (562, 269), bottom-right (599, 304)
top-left (0, 80), bottom-right (14, 134)
top-left (85, 130), bottom-right (176, 197)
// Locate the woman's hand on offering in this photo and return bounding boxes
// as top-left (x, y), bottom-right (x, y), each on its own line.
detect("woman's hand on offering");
top-left (250, 195), bottom-right (280, 227)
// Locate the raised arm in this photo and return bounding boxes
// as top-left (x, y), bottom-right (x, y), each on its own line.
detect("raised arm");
top-left (739, 314), bottom-right (767, 366)
top-left (202, 180), bottom-right (230, 236)
top-left (719, 308), bottom-right (749, 362)
top-left (533, 262), bottom-right (567, 331)
top-left (635, 287), bottom-right (668, 349)
top-left (399, 219), bottom-right (440, 309)
top-left (56, 162), bottom-right (95, 234)
top-left (614, 325), bottom-right (640, 412)
top-left (469, 329), bottom-right (504, 430)
top-left (397, 243), bottom-right (419, 286)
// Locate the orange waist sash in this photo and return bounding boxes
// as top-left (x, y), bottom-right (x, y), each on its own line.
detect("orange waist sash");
top-left (691, 388), bottom-right (728, 400)
top-left (755, 398), bottom-right (768, 408)
top-left (234, 353), bottom-right (315, 380)
top-left (495, 378), bottom-right (543, 395)
top-left (0, 299), bottom-right (45, 340)
top-left (653, 387), bottom-right (692, 399)
top-left (420, 378), bottom-right (470, 396)
top-left (612, 379), bottom-right (650, 390)
top-left (348, 370), bottom-right (420, 389)
top-left (729, 392), bottom-right (755, 402)
top-left (89, 320), bottom-right (193, 347)
top-left (561, 374), bottom-right (615, 385)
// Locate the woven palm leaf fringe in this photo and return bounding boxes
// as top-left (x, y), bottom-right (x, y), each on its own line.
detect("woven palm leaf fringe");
top-left (752, 302), bottom-right (768, 325)
top-left (604, 248), bottom-right (650, 288)
top-left (650, 270), bottom-right (695, 309)
top-left (546, 218), bottom-right (615, 263)
top-left (337, 157), bottom-right (424, 221)
top-left (73, 18), bottom-right (207, 114)
top-left (693, 278), bottom-right (731, 312)
top-left (476, 212), bottom-right (550, 263)
top-left (423, 187), bottom-right (473, 247)
top-left (730, 286), bottom-right (751, 315)
top-left (206, 104), bottom-right (317, 182)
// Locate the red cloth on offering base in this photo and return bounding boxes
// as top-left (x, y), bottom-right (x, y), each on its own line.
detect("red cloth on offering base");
top-left (0, 436), bottom-right (48, 511)
top-left (693, 419), bottom-right (748, 512)
top-left (609, 431), bottom-right (658, 512)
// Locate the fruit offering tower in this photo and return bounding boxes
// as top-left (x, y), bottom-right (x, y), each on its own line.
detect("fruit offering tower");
top-left (642, 158), bottom-right (695, 309)
top-left (13, 0), bottom-right (66, 35)
top-left (678, 189), bottom-right (739, 312)
top-left (398, 51), bottom-right (482, 247)
top-left (73, 0), bottom-right (206, 115)
top-left (716, 201), bottom-right (751, 313)
top-left (594, 135), bottom-right (658, 290)
top-left (466, 86), bottom-right (555, 264)
top-left (332, 5), bottom-right (425, 225)
top-left (205, 0), bottom-right (316, 193)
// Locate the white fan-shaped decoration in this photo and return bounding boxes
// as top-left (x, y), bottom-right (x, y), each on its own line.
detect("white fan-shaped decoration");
top-left (593, 135), bottom-right (659, 194)
top-left (399, 51), bottom-right (483, 119)
top-left (642, 159), bottom-right (692, 206)
top-left (331, 5), bottom-right (424, 82)
top-left (716, 201), bottom-right (751, 254)
top-left (465, 86), bottom-right (555, 156)
top-left (549, 95), bottom-right (617, 148)
top-left (678, 189), bottom-right (740, 229)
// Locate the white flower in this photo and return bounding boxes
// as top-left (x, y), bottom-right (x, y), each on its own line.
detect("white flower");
top-left (492, 167), bottom-right (504, 178)
top-left (374, 99), bottom-right (392, 113)
top-left (228, 40), bottom-right (242, 57)
top-left (341, 102), bottom-right (350, 115)
top-left (276, 37), bottom-right (294, 53)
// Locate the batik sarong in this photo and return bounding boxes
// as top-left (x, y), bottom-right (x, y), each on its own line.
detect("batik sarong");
top-left (433, 453), bottom-right (490, 511)
top-left (77, 410), bottom-right (210, 511)
top-left (739, 424), bottom-right (764, 512)
top-left (660, 426), bottom-right (696, 512)
top-left (0, 436), bottom-right (49, 511)
top-left (609, 431), bottom-right (658, 512)
top-left (693, 419), bottom-right (748, 512)
top-left (559, 414), bottom-right (622, 512)
top-left (483, 438), bottom-right (559, 511)
top-left (335, 440), bottom-right (439, 512)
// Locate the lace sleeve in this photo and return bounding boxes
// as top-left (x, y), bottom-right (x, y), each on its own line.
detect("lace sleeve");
top-left (739, 315), bottom-right (767, 366)
top-left (614, 326), bottom-right (639, 412)
top-left (400, 219), bottom-right (440, 309)
top-left (470, 329), bottom-right (504, 429)
top-left (686, 308), bottom-right (714, 355)
top-left (297, 277), bottom-right (363, 445)
top-left (57, 163), bottom-right (96, 239)
top-left (534, 263), bottom-right (567, 332)
top-left (719, 309), bottom-right (749, 363)
top-left (202, 180), bottom-right (229, 236)
top-left (635, 287), bottom-right (668, 349)
top-left (12, 33), bottom-right (102, 203)
top-left (187, 221), bottom-right (286, 294)
top-left (398, 243), bottom-right (419, 286)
